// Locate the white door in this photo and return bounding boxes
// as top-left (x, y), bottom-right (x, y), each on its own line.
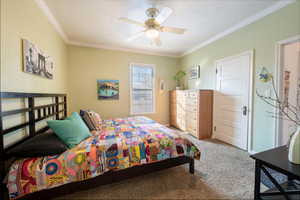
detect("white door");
top-left (214, 51), bottom-right (253, 150)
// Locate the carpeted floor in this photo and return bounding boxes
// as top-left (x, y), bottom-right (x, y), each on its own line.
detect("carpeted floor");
top-left (55, 136), bottom-right (258, 200)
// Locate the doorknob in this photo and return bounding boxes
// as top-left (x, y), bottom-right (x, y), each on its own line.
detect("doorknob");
top-left (242, 106), bottom-right (247, 116)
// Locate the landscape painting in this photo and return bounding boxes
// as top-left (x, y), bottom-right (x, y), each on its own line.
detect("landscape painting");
top-left (97, 80), bottom-right (119, 100)
top-left (23, 39), bottom-right (54, 79)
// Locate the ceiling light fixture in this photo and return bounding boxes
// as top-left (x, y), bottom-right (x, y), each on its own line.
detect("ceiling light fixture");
top-left (145, 29), bottom-right (159, 38)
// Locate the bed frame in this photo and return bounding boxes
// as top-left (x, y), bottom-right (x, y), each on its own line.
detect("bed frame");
top-left (0, 92), bottom-right (195, 200)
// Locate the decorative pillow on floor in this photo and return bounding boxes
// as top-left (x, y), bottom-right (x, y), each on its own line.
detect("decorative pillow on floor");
top-left (47, 112), bottom-right (91, 148)
top-left (80, 110), bottom-right (102, 132)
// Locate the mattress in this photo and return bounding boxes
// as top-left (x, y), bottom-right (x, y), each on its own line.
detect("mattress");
top-left (6, 116), bottom-right (200, 199)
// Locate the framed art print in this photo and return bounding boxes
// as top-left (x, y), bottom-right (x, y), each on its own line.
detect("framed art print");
top-left (188, 65), bottom-right (200, 80)
top-left (23, 39), bottom-right (54, 79)
top-left (97, 80), bottom-right (119, 100)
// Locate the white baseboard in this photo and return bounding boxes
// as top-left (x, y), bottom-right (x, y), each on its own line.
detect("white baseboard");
top-left (248, 150), bottom-right (258, 155)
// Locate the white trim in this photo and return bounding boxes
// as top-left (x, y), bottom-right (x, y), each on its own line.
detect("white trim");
top-left (248, 150), bottom-right (258, 155)
top-left (68, 41), bottom-right (180, 58)
top-left (181, 0), bottom-right (295, 56)
top-left (213, 50), bottom-right (254, 153)
top-left (274, 35), bottom-right (300, 147)
top-left (129, 63), bottom-right (156, 115)
top-left (34, 0), bottom-right (180, 57)
top-left (35, 0), bottom-right (295, 58)
top-left (34, 0), bottom-right (69, 42)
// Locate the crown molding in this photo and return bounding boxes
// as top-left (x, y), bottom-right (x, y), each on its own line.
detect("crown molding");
top-left (180, 0), bottom-right (296, 57)
top-left (34, 0), bottom-right (69, 43)
top-left (67, 41), bottom-right (180, 57)
top-left (34, 0), bottom-right (179, 57)
top-left (35, 0), bottom-right (295, 58)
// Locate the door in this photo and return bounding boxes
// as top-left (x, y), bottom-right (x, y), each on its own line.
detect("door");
top-left (214, 51), bottom-right (253, 150)
top-left (278, 41), bottom-right (300, 146)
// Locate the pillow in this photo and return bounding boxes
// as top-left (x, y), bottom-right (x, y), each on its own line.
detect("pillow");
top-left (80, 110), bottom-right (102, 131)
top-left (6, 130), bottom-right (67, 158)
top-left (47, 112), bottom-right (91, 148)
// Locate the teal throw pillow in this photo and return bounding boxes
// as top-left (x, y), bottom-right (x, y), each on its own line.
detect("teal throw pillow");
top-left (47, 112), bottom-right (91, 148)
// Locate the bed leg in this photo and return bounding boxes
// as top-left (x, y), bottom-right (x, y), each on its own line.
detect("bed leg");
top-left (189, 159), bottom-right (194, 174)
top-left (1, 184), bottom-right (8, 200)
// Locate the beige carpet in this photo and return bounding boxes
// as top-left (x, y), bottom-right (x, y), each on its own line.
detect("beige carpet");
top-left (55, 137), bottom-right (257, 200)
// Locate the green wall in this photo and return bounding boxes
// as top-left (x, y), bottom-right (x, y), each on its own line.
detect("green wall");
top-left (67, 45), bottom-right (179, 125)
top-left (180, 1), bottom-right (300, 152)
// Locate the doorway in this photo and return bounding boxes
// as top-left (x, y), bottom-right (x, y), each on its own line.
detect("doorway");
top-left (275, 36), bottom-right (300, 147)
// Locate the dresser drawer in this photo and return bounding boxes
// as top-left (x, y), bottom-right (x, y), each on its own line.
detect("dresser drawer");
top-left (185, 105), bottom-right (197, 113)
top-left (187, 117), bottom-right (197, 128)
top-left (187, 126), bottom-right (197, 137)
top-left (186, 98), bottom-right (198, 106)
top-left (188, 91), bottom-right (198, 98)
top-left (187, 114), bottom-right (197, 122)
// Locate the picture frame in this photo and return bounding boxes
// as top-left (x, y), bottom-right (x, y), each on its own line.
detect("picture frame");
top-left (159, 79), bottom-right (165, 93)
top-left (22, 39), bottom-right (54, 79)
top-left (188, 65), bottom-right (200, 80)
top-left (97, 80), bottom-right (119, 100)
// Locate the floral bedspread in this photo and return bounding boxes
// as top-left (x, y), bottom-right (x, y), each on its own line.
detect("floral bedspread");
top-left (7, 116), bottom-right (200, 199)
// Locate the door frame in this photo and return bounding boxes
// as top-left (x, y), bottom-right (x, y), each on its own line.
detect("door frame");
top-left (213, 50), bottom-right (254, 153)
top-left (274, 35), bottom-right (300, 147)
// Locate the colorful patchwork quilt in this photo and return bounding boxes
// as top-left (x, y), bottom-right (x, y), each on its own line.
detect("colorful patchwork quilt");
top-left (6, 116), bottom-right (200, 199)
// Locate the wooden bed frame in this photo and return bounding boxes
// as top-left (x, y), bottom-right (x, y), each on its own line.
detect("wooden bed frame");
top-left (0, 92), bottom-right (195, 200)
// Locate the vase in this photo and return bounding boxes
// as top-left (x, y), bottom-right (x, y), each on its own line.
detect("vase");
top-left (288, 126), bottom-right (300, 164)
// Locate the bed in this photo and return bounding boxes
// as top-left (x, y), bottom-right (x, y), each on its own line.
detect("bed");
top-left (0, 92), bottom-right (200, 200)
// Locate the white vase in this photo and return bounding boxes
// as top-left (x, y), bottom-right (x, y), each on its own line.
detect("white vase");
top-left (288, 126), bottom-right (300, 164)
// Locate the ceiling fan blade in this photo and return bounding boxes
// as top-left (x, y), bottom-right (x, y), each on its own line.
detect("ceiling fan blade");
top-left (119, 17), bottom-right (145, 27)
top-left (155, 7), bottom-right (172, 24)
top-left (153, 36), bottom-right (162, 46)
top-left (127, 31), bottom-right (145, 42)
top-left (161, 26), bottom-right (186, 34)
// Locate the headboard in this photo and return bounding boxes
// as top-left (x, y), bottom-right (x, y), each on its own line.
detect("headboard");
top-left (0, 92), bottom-right (67, 192)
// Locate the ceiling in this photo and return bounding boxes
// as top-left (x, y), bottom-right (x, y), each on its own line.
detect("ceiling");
top-left (41, 0), bottom-right (291, 57)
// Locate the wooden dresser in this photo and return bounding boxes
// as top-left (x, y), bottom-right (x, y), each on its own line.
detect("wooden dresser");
top-left (170, 90), bottom-right (213, 139)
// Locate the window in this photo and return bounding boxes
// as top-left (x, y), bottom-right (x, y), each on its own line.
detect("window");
top-left (130, 63), bottom-right (155, 114)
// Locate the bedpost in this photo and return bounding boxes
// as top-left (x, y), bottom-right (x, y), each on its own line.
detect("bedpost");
top-left (189, 159), bottom-right (194, 174)
top-left (55, 97), bottom-right (59, 120)
top-left (63, 96), bottom-right (67, 118)
top-left (28, 97), bottom-right (35, 137)
top-left (0, 93), bottom-right (6, 199)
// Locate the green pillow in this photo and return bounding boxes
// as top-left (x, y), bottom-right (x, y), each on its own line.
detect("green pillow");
top-left (47, 112), bottom-right (91, 148)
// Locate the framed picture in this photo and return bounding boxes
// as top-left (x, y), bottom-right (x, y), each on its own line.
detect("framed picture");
top-left (23, 39), bottom-right (54, 79)
top-left (188, 65), bottom-right (200, 80)
top-left (97, 80), bottom-right (119, 100)
top-left (159, 79), bottom-right (165, 93)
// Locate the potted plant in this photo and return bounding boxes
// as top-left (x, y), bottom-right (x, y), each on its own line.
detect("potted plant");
top-left (173, 70), bottom-right (186, 90)
top-left (256, 67), bottom-right (300, 164)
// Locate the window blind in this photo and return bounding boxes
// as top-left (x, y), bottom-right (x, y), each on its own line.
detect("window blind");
top-left (130, 64), bottom-right (155, 114)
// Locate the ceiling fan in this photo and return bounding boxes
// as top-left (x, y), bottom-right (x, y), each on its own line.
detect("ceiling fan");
top-left (119, 7), bottom-right (186, 46)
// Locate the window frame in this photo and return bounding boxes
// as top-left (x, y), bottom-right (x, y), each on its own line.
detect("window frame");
top-left (129, 63), bottom-right (156, 115)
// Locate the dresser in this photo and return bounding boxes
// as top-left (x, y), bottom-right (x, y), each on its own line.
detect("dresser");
top-left (170, 90), bottom-right (213, 139)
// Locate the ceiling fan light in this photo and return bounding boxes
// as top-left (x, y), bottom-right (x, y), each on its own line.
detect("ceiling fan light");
top-left (146, 29), bottom-right (159, 38)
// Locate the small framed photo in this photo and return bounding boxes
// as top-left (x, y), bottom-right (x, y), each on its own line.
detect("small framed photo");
top-left (159, 79), bottom-right (165, 93)
top-left (188, 65), bottom-right (200, 80)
